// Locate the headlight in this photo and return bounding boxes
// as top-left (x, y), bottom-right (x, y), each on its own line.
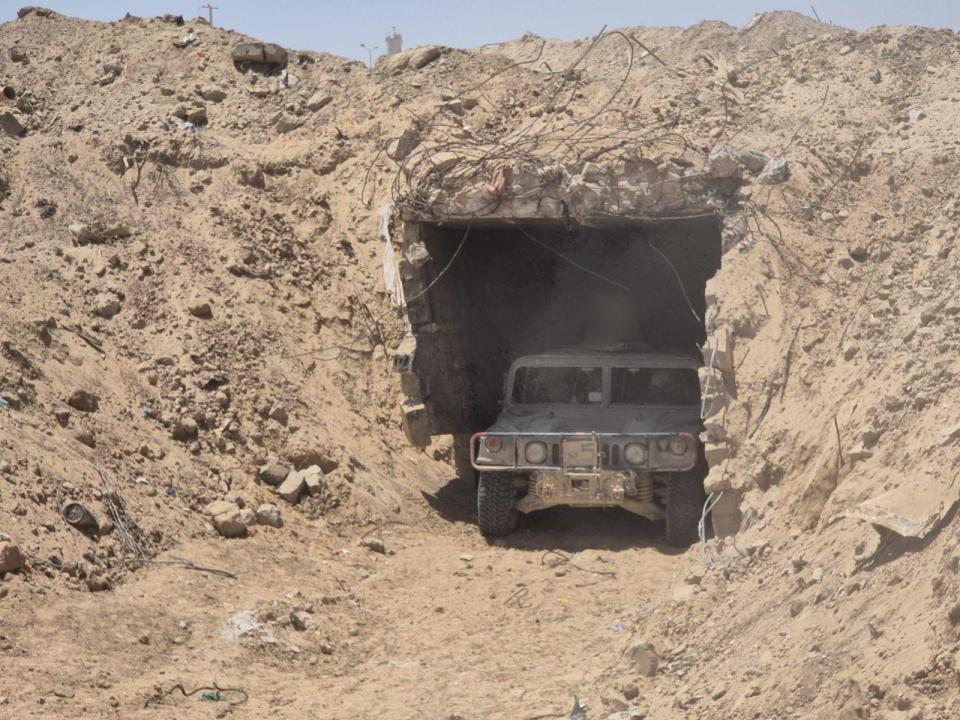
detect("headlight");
top-left (669, 437), bottom-right (689, 455)
top-left (524, 441), bottom-right (548, 464)
top-left (624, 443), bottom-right (647, 466)
top-left (483, 436), bottom-right (503, 452)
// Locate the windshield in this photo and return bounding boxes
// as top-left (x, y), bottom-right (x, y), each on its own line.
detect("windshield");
top-left (611, 367), bottom-right (700, 406)
top-left (511, 366), bottom-right (602, 405)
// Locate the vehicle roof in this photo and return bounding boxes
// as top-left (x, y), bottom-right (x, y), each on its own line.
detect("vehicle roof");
top-left (510, 347), bottom-right (702, 369)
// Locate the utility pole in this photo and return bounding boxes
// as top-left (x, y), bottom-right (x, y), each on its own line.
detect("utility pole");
top-left (360, 43), bottom-right (379, 67)
top-left (200, 4), bottom-right (218, 26)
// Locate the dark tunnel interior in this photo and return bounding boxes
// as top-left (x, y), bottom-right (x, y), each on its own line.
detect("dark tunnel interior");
top-left (417, 216), bottom-right (722, 433)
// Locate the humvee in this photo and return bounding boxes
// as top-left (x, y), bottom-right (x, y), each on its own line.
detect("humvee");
top-left (471, 348), bottom-right (706, 546)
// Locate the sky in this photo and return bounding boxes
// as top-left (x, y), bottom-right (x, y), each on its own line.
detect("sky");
top-left (1, 1), bottom-right (957, 62)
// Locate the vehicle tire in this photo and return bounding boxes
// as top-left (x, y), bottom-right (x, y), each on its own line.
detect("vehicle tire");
top-left (453, 433), bottom-right (477, 487)
top-left (477, 473), bottom-right (518, 537)
top-left (665, 469), bottom-right (705, 547)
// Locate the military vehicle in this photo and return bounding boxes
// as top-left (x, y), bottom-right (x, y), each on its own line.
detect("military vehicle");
top-left (471, 348), bottom-right (706, 545)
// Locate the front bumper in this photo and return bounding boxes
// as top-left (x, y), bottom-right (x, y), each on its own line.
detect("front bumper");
top-left (515, 468), bottom-right (665, 520)
top-left (471, 431), bottom-right (698, 474)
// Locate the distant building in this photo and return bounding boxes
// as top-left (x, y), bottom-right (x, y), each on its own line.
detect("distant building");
top-left (386, 27), bottom-right (402, 55)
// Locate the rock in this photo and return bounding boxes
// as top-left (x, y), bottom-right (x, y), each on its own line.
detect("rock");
top-left (300, 465), bottom-right (324, 495)
top-left (624, 641), bottom-right (659, 677)
top-left (757, 156), bottom-right (790, 184)
top-left (206, 500), bottom-right (247, 538)
top-left (739, 149), bottom-right (770, 174)
top-left (255, 503), bottom-right (282, 527)
top-left (92, 292), bottom-right (122, 319)
top-left (0, 112), bottom-right (26, 138)
top-left (9, 47), bottom-right (28, 63)
top-left (305, 91), bottom-right (333, 111)
top-left (231, 42), bottom-right (288, 67)
top-left (276, 471), bottom-right (306, 504)
top-left (171, 417), bottom-right (199, 442)
top-left (73, 429), bottom-right (96, 448)
top-left (86, 571), bottom-right (111, 591)
top-left (52, 686), bottom-right (75, 699)
top-left (607, 710), bottom-right (646, 720)
top-left (386, 126), bottom-right (421, 161)
top-left (18, 7), bottom-right (55, 18)
top-left (258, 462), bottom-right (291, 486)
top-left (200, 86), bottom-right (227, 102)
top-left (707, 144), bottom-right (741, 179)
top-left (290, 610), bottom-right (313, 631)
top-left (789, 599), bottom-right (805, 617)
top-left (276, 69), bottom-right (298, 89)
top-left (185, 106), bottom-right (207, 124)
top-left (188, 300), bottom-right (212, 318)
top-left (623, 684), bottom-right (640, 701)
top-left (361, 538), bottom-right (387, 554)
top-left (848, 242), bottom-right (870, 261)
top-left (948, 602), bottom-right (960, 625)
top-left (205, 499), bottom-right (237, 516)
top-left (0, 539), bottom-right (24, 573)
top-left (268, 404), bottom-right (289, 425)
top-left (238, 507), bottom-right (257, 528)
top-left (68, 222), bottom-right (131, 245)
top-left (67, 389), bottom-right (99, 413)
top-left (274, 113), bottom-right (303, 134)
top-left (410, 45), bottom-right (442, 69)
top-left (68, 223), bottom-right (96, 244)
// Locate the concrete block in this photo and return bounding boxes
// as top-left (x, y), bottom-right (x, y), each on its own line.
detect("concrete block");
top-left (702, 328), bottom-right (734, 374)
top-left (711, 490), bottom-right (742, 538)
top-left (704, 441), bottom-right (731, 466)
top-left (400, 399), bottom-right (430, 448)
top-left (704, 465), bottom-right (731, 494)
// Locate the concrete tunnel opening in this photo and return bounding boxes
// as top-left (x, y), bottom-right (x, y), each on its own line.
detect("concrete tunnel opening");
top-left (401, 214), bottom-right (723, 444)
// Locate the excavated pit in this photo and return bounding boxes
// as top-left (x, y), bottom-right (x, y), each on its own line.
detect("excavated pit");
top-left (409, 215), bottom-right (722, 434)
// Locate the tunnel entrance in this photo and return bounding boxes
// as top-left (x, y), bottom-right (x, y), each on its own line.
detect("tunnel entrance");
top-left (408, 215), bottom-right (722, 434)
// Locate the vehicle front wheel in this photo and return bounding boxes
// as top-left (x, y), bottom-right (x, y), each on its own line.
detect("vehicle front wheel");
top-left (664, 469), bottom-right (706, 547)
top-left (477, 473), bottom-right (518, 537)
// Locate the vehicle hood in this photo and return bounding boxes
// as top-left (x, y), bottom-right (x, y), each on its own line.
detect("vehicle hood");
top-left (486, 405), bottom-right (703, 435)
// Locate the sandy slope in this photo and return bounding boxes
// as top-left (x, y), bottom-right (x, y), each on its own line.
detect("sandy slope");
top-left (1, 6), bottom-right (960, 720)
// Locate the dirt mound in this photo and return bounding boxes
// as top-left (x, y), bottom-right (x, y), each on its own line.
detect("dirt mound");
top-left (1, 7), bottom-right (960, 719)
